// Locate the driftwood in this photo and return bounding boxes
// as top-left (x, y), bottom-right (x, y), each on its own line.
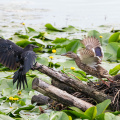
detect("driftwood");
top-left (51, 79), bottom-right (76, 94)
top-left (32, 78), bottom-right (93, 111)
top-left (33, 62), bottom-right (113, 103)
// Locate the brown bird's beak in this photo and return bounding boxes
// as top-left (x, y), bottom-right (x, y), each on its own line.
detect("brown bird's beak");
top-left (61, 53), bottom-right (67, 56)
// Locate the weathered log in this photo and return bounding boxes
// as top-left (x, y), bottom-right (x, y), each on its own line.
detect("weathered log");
top-left (33, 62), bottom-right (113, 103)
top-left (51, 79), bottom-right (75, 94)
top-left (32, 78), bottom-right (93, 111)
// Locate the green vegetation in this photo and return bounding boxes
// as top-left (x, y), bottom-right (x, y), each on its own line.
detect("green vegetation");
top-left (0, 23), bottom-right (120, 119)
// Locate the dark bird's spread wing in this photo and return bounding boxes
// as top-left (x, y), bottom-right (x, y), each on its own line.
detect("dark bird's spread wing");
top-left (22, 51), bottom-right (37, 74)
top-left (0, 37), bottom-right (23, 70)
top-left (0, 37), bottom-right (38, 89)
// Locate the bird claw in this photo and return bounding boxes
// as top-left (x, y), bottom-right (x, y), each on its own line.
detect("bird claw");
top-left (31, 62), bottom-right (37, 70)
top-left (31, 62), bottom-right (43, 70)
top-left (37, 65), bottom-right (43, 70)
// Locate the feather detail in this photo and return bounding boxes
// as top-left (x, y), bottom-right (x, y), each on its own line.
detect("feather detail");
top-left (81, 36), bottom-right (103, 61)
top-left (79, 48), bottom-right (101, 67)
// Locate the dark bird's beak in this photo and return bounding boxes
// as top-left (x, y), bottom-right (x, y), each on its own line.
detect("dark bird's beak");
top-left (34, 45), bottom-right (39, 48)
top-left (61, 53), bottom-right (67, 56)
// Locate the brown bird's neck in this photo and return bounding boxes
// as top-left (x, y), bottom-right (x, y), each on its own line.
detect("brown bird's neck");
top-left (74, 56), bottom-right (83, 67)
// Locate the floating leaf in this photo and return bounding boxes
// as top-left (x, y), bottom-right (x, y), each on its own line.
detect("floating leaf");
top-left (45, 23), bottom-right (64, 32)
top-left (0, 114), bottom-right (14, 120)
top-left (104, 113), bottom-right (120, 120)
top-left (95, 113), bottom-right (105, 120)
top-left (45, 24), bottom-right (78, 33)
top-left (52, 38), bottom-right (68, 43)
top-left (14, 105), bottom-right (35, 114)
top-left (17, 34), bottom-right (29, 39)
top-left (106, 42), bottom-right (120, 61)
top-left (27, 27), bottom-right (36, 32)
top-left (117, 48), bottom-right (120, 60)
top-left (100, 33), bottom-right (111, 45)
top-left (69, 107), bottom-right (83, 114)
top-left (66, 40), bottom-right (80, 53)
top-left (63, 110), bottom-right (90, 119)
top-left (108, 32), bottom-right (120, 43)
top-left (84, 106), bottom-right (97, 120)
top-left (16, 40), bottom-right (31, 47)
top-left (36, 57), bottom-right (49, 66)
top-left (62, 25), bottom-right (79, 33)
top-left (37, 113), bottom-right (49, 120)
top-left (50, 112), bottom-right (69, 120)
top-left (109, 64), bottom-right (120, 75)
top-left (103, 53), bottom-right (112, 61)
top-left (87, 30), bottom-right (101, 39)
top-left (111, 29), bottom-right (120, 33)
top-left (96, 99), bottom-right (111, 116)
top-left (56, 48), bottom-right (66, 55)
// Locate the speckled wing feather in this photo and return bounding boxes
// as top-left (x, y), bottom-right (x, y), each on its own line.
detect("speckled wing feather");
top-left (79, 48), bottom-right (100, 67)
top-left (81, 36), bottom-right (103, 61)
top-left (0, 37), bottom-right (23, 70)
top-left (79, 48), bottom-right (94, 59)
top-left (82, 36), bottom-right (101, 48)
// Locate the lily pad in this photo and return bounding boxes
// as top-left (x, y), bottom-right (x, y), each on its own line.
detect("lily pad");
top-left (87, 30), bottom-right (101, 40)
top-left (108, 32), bottom-right (120, 43)
top-left (106, 42), bottom-right (120, 61)
top-left (45, 23), bottom-right (64, 32)
top-left (109, 64), bottom-right (120, 75)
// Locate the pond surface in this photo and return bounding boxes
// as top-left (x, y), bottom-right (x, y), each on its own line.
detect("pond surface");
top-left (0, 0), bottom-right (120, 38)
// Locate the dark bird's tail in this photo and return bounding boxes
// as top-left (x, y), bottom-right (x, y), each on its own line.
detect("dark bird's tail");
top-left (13, 68), bottom-right (28, 89)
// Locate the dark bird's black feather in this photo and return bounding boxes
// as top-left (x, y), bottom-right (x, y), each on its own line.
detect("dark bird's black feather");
top-left (0, 37), bottom-right (38, 89)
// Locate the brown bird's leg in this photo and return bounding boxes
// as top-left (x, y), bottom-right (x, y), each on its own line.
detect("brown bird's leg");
top-left (106, 77), bottom-right (114, 82)
top-left (100, 78), bottom-right (110, 87)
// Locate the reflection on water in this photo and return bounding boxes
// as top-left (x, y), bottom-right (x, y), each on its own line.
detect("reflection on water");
top-left (0, 0), bottom-right (120, 37)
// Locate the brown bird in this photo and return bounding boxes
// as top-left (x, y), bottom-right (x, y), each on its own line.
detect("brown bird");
top-left (61, 37), bottom-right (112, 86)
top-left (61, 51), bottom-right (113, 86)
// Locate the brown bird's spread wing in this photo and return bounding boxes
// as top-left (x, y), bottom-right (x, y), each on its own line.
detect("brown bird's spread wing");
top-left (79, 48), bottom-right (94, 59)
top-left (79, 48), bottom-right (101, 66)
top-left (82, 36), bottom-right (101, 49)
top-left (21, 51), bottom-right (37, 74)
top-left (0, 37), bottom-right (23, 70)
top-left (81, 36), bottom-right (103, 61)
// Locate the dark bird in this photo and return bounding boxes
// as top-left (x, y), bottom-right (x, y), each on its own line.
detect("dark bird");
top-left (0, 37), bottom-right (38, 89)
